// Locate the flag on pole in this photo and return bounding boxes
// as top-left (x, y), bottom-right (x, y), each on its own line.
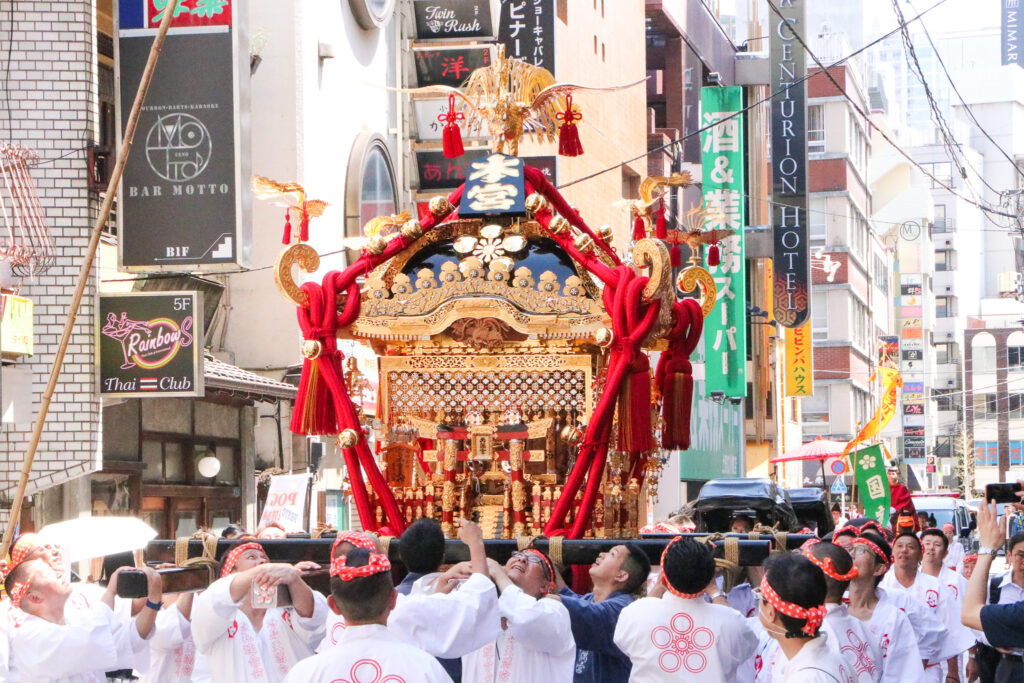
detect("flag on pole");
top-left (853, 444), bottom-right (891, 525)
top-left (840, 366), bottom-right (901, 462)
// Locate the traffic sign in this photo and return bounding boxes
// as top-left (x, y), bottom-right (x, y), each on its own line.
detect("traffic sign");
top-left (830, 460), bottom-right (847, 475)
top-left (830, 478), bottom-right (848, 495)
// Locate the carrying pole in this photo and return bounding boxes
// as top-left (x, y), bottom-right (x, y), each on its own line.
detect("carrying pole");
top-left (0, 1), bottom-right (181, 559)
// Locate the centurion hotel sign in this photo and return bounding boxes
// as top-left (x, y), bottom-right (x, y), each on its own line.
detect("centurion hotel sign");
top-left (770, 0), bottom-right (810, 329)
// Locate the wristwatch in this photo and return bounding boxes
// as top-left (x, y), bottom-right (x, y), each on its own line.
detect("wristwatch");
top-left (977, 546), bottom-right (996, 556)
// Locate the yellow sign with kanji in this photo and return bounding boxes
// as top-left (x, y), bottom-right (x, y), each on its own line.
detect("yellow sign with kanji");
top-left (0, 294), bottom-right (33, 357)
top-left (785, 321), bottom-right (813, 396)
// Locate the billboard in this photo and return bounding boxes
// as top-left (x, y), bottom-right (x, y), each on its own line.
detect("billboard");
top-left (116, 0), bottom-right (251, 270)
top-left (700, 86), bottom-right (747, 398)
top-left (98, 291), bottom-right (204, 398)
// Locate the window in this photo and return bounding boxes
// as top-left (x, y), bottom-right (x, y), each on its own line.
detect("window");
top-left (932, 204), bottom-right (948, 233)
top-left (1010, 346), bottom-right (1024, 370)
top-left (923, 161), bottom-right (953, 189)
top-left (936, 296), bottom-right (955, 318)
top-left (972, 393), bottom-right (998, 418)
top-left (808, 104), bottom-right (825, 153)
top-left (935, 342), bottom-right (959, 365)
top-left (812, 292), bottom-right (828, 341)
top-left (1010, 394), bottom-right (1024, 419)
top-left (974, 344), bottom-right (996, 372)
top-left (802, 390), bottom-right (830, 423)
top-left (848, 113), bottom-right (868, 175)
top-left (935, 250), bottom-right (955, 271)
top-left (345, 134), bottom-right (397, 264)
top-left (809, 198), bottom-right (826, 242)
top-left (872, 254), bottom-right (889, 294)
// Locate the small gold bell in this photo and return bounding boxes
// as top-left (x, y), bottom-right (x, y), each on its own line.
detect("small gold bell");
top-left (401, 219), bottom-right (423, 240)
top-left (338, 428), bottom-right (360, 449)
top-left (525, 193), bottom-right (548, 214)
top-left (367, 234), bottom-right (387, 255)
top-left (429, 196), bottom-right (453, 217)
top-left (301, 339), bottom-right (322, 360)
top-left (549, 216), bottom-right (570, 235)
top-left (595, 328), bottom-right (614, 348)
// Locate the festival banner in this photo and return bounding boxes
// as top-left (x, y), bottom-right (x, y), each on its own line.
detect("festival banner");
top-left (785, 321), bottom-right (813, 396)
top-left (840, 366), bottom-right (901, 461)
top-left (97, 292), bottom-right (204, 398)
top-left (259, 473), bottom-right (311, 533)
top-left (700, 86), bottom-right (747, 397)
top-left (853, 444), bottom-right (891, 526)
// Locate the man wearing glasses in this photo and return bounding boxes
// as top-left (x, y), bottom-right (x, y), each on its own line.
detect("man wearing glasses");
top-left (461, 548), bottom-right (575, 683)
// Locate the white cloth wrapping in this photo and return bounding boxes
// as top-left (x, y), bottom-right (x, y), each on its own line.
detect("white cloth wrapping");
top-left (462, 585), bottom-right (575, 683)
top-left (613, 592), bottom-right (757, 681)
top-left (142, 602), bottom-right (196, 683)
top-left (190, 575), bottom-right (328, 683)
top-left (284, 623), bottom-right (453, 683)
top-left (318, 572), bottom-right (499, 657)
top-left (782, 634), bottom-right (857, 683)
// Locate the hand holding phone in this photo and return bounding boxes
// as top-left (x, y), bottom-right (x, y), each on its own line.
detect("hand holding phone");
top-left (985, 482), bottom-right (1022, 505)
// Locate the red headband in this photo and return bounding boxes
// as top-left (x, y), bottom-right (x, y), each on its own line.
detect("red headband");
top-left (800, 540), bottom-right (858, 582)
top-left (659, 537), bottom-right (704, 599)
top-left (522, 549), bottom-right (556, 589)
top-left (963, 553), bottom-right (978, 565)
top-left (850, 537), bottom-right (890, 568)
top-left (221, 542), bottom-right (265, 578)
top-left (759, 575), bottom-right (826, 636)
top-left (9, 577), bottom-right (32, 609)
top-left (331, 532), bottom-right (376, 556)
top-left (330, 552), bottom-right (391, 581)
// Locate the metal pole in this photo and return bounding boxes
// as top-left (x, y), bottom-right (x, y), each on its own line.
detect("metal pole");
top-left (0, 1), bottom-right (181, 559)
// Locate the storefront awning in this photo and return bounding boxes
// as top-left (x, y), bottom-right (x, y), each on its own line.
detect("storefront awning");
top-left (203, 353), bottom-right (297, 402)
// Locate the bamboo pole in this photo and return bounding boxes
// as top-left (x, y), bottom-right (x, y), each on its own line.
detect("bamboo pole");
top-left (0, 1), bottom-right (180, 559)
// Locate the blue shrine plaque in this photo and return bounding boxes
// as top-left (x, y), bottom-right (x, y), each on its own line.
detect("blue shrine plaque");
top-left (458, 153), bottom-right (527, 217)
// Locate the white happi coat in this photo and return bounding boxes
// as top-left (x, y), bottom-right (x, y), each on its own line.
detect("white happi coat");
top-left (285, 623), bottom-right (452, 683)
top-left (318, 572), bottom-right (499, 656)
top-left (190, 575), bottom-right (329, 683)
top-left (8, 596), bottom-right (149, 683)
top-left (142, 602), bottom-right (196, 683)
top-left (614, 593), bottom-right (757, 681)
top-left (945, 542), bottom-right (965, 573)
top-left (782, 634), bottom-right (857, 683)
top-left (462, 585), bottom-right (575, 683)
top-left (879, 569), bottom-right (970, 680)
top-left (851, 587), bottom-right (927, 683)
top-left (747, 605), bottom-right (880, 683)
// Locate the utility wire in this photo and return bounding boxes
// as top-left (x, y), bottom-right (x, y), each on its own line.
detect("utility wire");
top-left (555, 0), bottom-right (953, 191)
top-left (763, 0), bottom-right (1015, 225)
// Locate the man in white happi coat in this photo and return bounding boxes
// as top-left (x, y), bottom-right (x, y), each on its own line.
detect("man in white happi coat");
top-left (614, 537), bottom-right (757, 681)
top-left (191, 540), bottom-right (328, 682)
top-left (285, 546), bottom-right (452, 682)
top-left (752, 541), bottom-right (882, 683)
top-left (318, 524), bottom-right (500, 659)
top-left (880, 532), bottom-right (970, 683)
top-left (6, 559), bottom-right (161, 682)
top-left (142, 592), bottom-right (196, 683)
top-left (920, 528), bottom-right (975, 683)
top-left (844, 532), bottom-right (927, 682)
top-left (940, 524), bottom-right (965, 573)
top-left (461, 547), bottom-right (575, 683)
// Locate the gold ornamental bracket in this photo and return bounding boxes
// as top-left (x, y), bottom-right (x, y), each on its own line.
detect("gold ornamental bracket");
top-left (274, 243), bottom-right (321, 307)
top-left (676, 267), bottom-right (717, 319)
top-left (632, 238), bottom-right (676, 347)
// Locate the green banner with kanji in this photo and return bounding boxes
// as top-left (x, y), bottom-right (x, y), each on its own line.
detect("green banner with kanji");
top-left (700, 86), bottom-right (747, 397)
top-left (853, 444), bottom-right (891, 526)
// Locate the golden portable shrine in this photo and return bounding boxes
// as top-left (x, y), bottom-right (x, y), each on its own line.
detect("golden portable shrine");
top-left (264, 49), bottom-right (719, 543)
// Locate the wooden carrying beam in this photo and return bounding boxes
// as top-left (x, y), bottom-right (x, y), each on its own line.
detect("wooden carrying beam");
top-left (145, 533), bottom-right (814, 571)
top-left (115, 567), bottom-right (331, 602)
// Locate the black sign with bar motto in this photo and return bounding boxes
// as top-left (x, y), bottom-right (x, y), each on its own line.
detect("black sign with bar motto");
top-left (117, 11), bottom-right (251, 271)
top-left (414, 46), bottom-right (492, 87)
top-left (98, 292), bottom-right (204, 398)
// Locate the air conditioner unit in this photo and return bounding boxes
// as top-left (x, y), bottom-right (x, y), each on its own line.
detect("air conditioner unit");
top-left (945, 240), bottom-right (952, 247)
top-left (945, 379), bottom-right (954, 386)
top-left (945, 285), bottom-right (952, 292)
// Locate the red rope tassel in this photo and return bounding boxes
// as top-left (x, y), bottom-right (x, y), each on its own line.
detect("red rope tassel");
top-left (633, 212), bottom-right (646, 241)
top-left (670, 243), bottom-right (682, 268)
top-left (707, 243), bottom-right (720, 267)
top-left (556, 94), bottom-right (584, 157)
top-left (655, 300), bottom-right (704, 450)
top-left (655, 202), bottom-right (667, 239)
top-left (617, 354), bottom-right (653, 453)
top-left (282, 210), bottom-right (292, 245)
top-left (439, 93), bottom-right (464, 159)
top-left (299, 206), bottom-right (309, 242)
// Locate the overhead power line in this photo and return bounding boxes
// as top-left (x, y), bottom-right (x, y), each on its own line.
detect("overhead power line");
top-left (763, 0), bottom-right (1016, 225)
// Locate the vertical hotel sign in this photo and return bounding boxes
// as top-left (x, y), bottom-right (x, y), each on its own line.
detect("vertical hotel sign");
top-left (116, 0), bottom-right (251, 271)
top-left (1003, 0), bottom-right (1021, 66)
top-left (700, 86), bottom-right (747, 398)
top-left (770, 0), bottom-right (810, 328)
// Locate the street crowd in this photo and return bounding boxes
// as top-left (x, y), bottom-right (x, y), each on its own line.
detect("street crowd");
top-left (0, 494), bottom-right (1023, 683)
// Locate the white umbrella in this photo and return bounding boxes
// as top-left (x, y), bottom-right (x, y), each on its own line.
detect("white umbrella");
top-left (37, 516), bottom-right (157, 563)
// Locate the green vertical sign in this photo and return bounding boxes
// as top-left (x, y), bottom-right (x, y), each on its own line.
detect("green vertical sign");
top-left (853, 445), bottom-right (891, 526)
top-left (700, 87), bottom-right (747, 397)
